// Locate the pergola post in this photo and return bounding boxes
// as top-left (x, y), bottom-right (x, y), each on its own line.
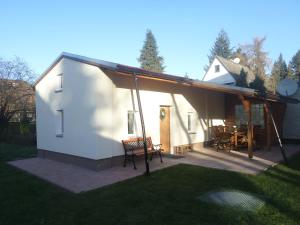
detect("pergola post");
top-left (133, 73), bottom-right (150, 175)
top-left (264, 104), bottom-right (272, 151)
top-left (239, 95), bottom-right (253, 159)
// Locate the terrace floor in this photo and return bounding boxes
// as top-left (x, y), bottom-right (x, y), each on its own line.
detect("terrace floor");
top-left (8, 144), bottom-right (300, 193)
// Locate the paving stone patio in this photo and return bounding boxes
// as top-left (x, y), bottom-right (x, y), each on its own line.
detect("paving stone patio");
top-left (8, 144), bottom-right (300, 193)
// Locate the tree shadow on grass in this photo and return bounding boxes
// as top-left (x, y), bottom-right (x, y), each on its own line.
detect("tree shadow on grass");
top-left (263, 166), bottom-right (300, 186)
top-left (245, 155), bottom-right (300, 224)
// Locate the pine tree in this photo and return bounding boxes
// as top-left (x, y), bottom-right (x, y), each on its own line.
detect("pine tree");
top-left (249, 73), bottom-right (266, 93)
top-left (271, 53), bottom-right (288, 91)
top-left (138, 30), bottom-right (165, 73)
top-left (205, 29), bottom-right (233, 71)
top-left (236, 69), bottom-right (248, 88)
top-left (290, 50), bottom-right (300, 81)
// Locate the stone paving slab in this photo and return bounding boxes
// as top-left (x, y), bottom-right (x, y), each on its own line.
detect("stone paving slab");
top-left (187, 144), bottom-right (300, 174)
top-left (8, 144), bottom-right (300, 193)
top-left (8, 157), bottom-right (179, 193)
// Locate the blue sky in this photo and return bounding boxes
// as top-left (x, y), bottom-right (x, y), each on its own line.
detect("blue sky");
top-left (1, 0), bottom-right (299, 80)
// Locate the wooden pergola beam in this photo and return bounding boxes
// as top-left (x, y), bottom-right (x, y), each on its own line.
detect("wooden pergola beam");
top-left (238, 95), bottom-right (253, 159)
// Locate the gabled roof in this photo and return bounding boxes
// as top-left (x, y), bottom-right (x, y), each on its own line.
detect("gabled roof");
top-left (215, 56), bottom-right (254, 82)
top-left (34, 52), bottom-right (118, 86)
top-left (34, 52), bottom-right (298, 103)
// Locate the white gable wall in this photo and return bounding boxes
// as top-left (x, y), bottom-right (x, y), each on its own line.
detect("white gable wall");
top-left (36, 58), bottom-right (225, 160)
top-left (36, 58), bottom-right (115, 159)
top-left (203, 58), bottom-right (236, 84)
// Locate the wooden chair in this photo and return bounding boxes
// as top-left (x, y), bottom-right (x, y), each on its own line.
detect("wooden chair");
top-left (236, 125), bottom-right (250, 149)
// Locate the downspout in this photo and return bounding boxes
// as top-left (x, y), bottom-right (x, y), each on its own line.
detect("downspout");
top-left (133, 73), bottom-right (150, 175)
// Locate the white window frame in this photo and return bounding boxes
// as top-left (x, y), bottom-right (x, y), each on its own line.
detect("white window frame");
top-left (55, 73), bottom-right (63, 93)
top-left (56, 109), bottom-right (64, 137)
top-left (187, 112), bottom-right (196, 133)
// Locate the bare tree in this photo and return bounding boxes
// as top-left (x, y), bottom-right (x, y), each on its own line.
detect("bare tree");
top-left (239, 37), bottom-right (271, 78)
top-left (236, 37), bottom-right (272, 92)
top-left (0, 57), bottom-right (35, 135)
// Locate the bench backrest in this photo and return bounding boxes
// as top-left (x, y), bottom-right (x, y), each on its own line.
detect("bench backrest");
top-left (122, 137), bottom-right (153, 152)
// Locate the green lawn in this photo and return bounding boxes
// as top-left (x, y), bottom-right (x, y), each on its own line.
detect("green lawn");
top-left (1, 143), bottom-right (300, 225)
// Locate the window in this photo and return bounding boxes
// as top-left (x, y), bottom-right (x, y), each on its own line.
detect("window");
top-left (187, 112), bottom-right (195, 132)
top-left (235, 105), bottom-right (247, 126)
top-left (55, 73), bottom-right (63, 92)
top-left (252, 104), bottom-right (264, 127)
top-left (127, 111), bottom-right (135, 135)
top-left (215, 65), bottom-right (220, 73)
top-left (56, 110), bottom-right (64, 137)
top-left (235, 104), bottom-right (264, 127)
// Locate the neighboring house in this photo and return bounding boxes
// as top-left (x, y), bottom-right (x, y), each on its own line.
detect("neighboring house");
top-left (203, 56), bottom-right (254, 85)
top-left (34, 52), bottom-right (288, 171)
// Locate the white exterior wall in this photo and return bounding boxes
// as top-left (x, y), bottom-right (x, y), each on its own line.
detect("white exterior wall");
top-left (203, 58), bottom-right (235, 84)
top-left (36, 58), bottom-right (114, 159)
top-left (283, 89), bottom-right (300, 139)
top-left (110, 79), bottom-right (224, 155)
top-left (36, 58), bottom-right (225, 160)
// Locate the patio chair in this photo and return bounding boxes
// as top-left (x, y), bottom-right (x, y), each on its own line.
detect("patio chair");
top-left (234, 125), bottom-right (258, 150)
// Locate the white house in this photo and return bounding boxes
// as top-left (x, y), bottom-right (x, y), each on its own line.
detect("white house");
top-left (283, 88), bottom-right (300, 140)
top-left (203, 56), bottom-right (254, 85)
top-left (35, 52), bottom-right (282, 170)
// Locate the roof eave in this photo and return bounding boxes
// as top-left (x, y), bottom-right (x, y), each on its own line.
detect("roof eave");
top-left (34, 52), bottom-right (291, 104)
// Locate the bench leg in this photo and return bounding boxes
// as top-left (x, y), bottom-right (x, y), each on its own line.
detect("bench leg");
top-left (159, 151), bottom-right (163, 163)
top-left (123, 154), bottom-right (127, 167)
top-left (216, 143), bottom-right (220, 152)
top-left (131, 154), bottom-right (137, 170)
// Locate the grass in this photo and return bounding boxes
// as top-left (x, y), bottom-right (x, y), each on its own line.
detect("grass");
top-left (0, 143), bottom-right (300, 225)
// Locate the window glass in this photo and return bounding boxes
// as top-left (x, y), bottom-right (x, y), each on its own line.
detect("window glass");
top-left (128, 111), bottom-right (135, 134)
top-left (56, 110), bottom-right (64, 136)
top-left (56, 73), bottom-right (63, 91)
top-left (215, 65), bottom-right (220, 72)
top-left (59, 74), bottom-right (63, 89)
top-left (235, 105), bottom-right (247, 126)
top-left (235, 104), bottom-right (264, 127)
top-left (188, 113), bottom-right (192, 132)
top-left (188, 112), bottom-right (196, 132)
top-left (251, 104), bottom-right (264, 127)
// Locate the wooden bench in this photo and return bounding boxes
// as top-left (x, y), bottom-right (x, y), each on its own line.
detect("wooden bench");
top-left (122, 137), bottom-right (163, 169)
